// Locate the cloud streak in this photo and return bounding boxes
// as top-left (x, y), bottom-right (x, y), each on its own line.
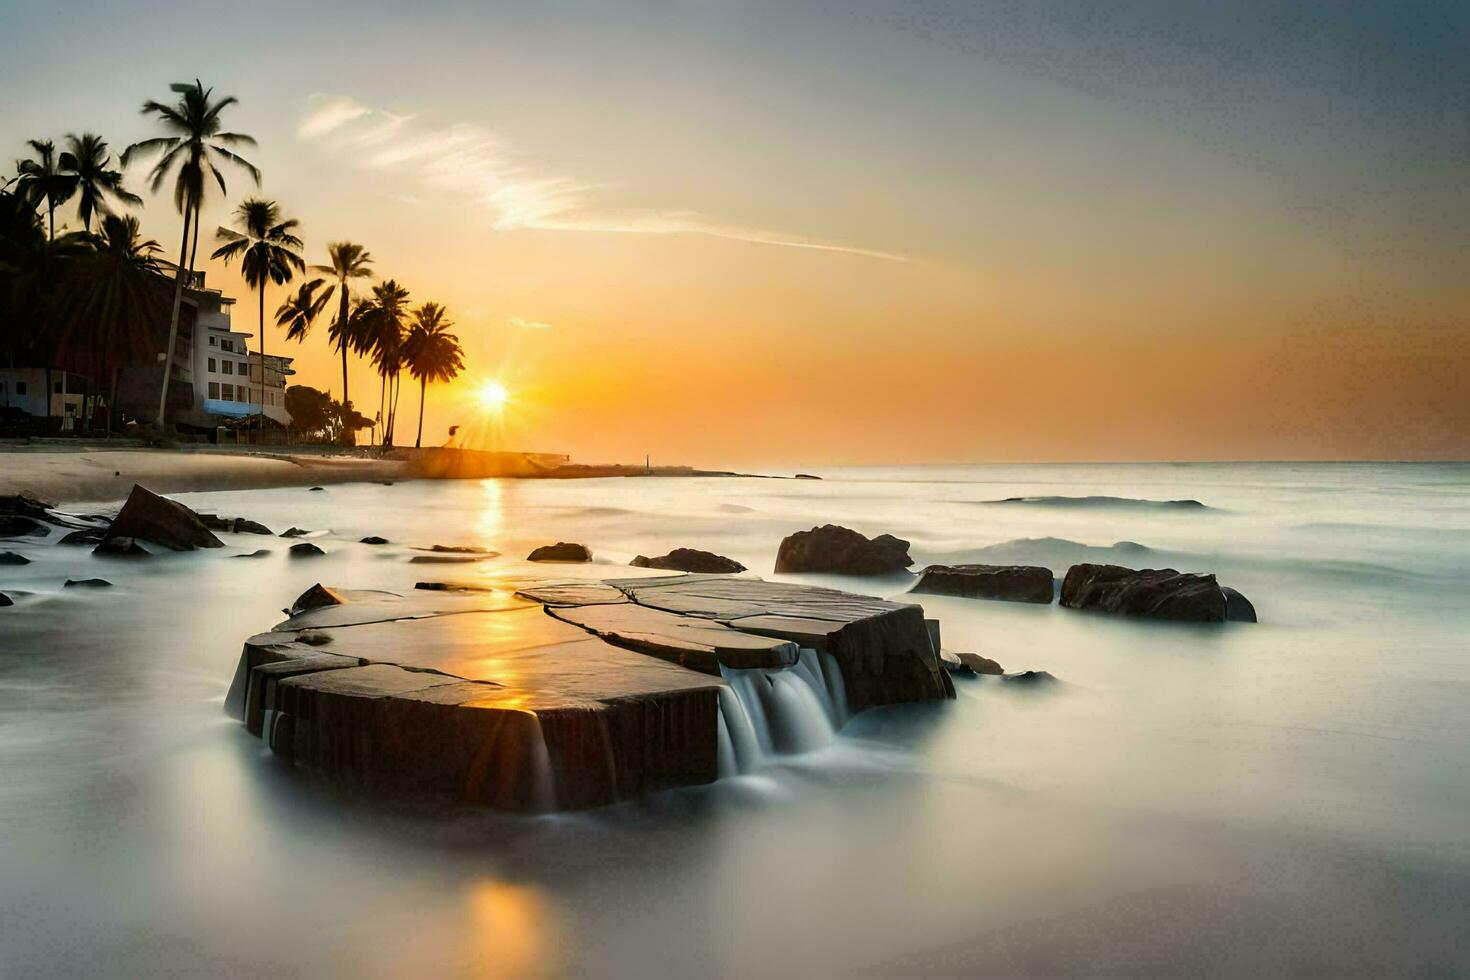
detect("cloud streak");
top-left (296, 93), bottom-right (906, 262)
top-left (509, 316), bottom-right (551, 330)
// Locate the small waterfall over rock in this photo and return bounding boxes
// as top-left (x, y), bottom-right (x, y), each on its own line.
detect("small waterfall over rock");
top-left (716, 647), bottom-right (849, 777)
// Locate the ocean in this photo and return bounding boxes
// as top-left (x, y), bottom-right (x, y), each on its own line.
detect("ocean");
top-left (1, 462), bottom-right (1466, 975)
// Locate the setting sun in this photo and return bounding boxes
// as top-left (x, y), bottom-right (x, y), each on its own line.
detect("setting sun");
top-left (477, 380), bottom-right (510, 411)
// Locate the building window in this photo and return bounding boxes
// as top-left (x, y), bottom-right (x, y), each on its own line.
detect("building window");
top-left (222, 360), bottom-right (233, 375)
top-left (208, 382), bottom-right (219, 399)
top-left (221, 383), bottom-right (233, 401)
top-left (54, 381), bottom-right (62, 394)
top-left (208, 357), bottom-right (216, 372)
top-left (15, 381), bottom-right (27, 396)
top-left (208, 336), bottom-right (217, 347)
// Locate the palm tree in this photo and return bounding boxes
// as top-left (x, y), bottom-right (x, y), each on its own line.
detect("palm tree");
top-left (122, 80), bottom-right (258, 425)
top-left (276, 279), bottom-right (330, 344)
top-left (15, 139), bottom-right (76, 239)
top-left (58, 133), bottom-right (142, 233)
top-left (310, 241), bottom-right (373, 436)
top-left (52, 215), bottom-right (167, 431)
top-left (358, 279), bottom-right (411, 445)
top-left (211, 198), bottom-right (304, 427)
top-left (402, 302), bottom-right (464, 448)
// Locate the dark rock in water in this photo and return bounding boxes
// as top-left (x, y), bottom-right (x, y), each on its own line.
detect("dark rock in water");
top-left (101, 485), bottom-right (223, 551)
top-left (912, 564), bottom-right (1054, 604)
top-left (0, 592), bottom-right (11, 606)
top-left (0, 515), bottom-right (48, 538)
top-left (415, 581), bottom-right (452, 591)
top-left (630, 548), bottom-right (746, 574)
top-left (289, 542), bottom-right (326, 558)
top-left (1003, 670), bottom-right (1057, 685)
top-left (234, 549), bottom-right (271, 559)
top-left (233, 518), bottom-right (273, 535)
top-left (793, 473), bottom-right (822, 480)
top-left (774, 524), bottom-right (912, 576)
top-left (0, 493), bottom-right (56, 517)
top-left (409, 555), bottom-right (489, 564)
top-left (65, 578), bottom-right (112, 588)
top-left (427, 544), bottom-right (495, 554)
top-left (195, 512), bottom-right (232, 532)
top-left (93, 535), bottom-right (149, 557)
top-left (280, 527), bottom-right (310, 538)
top-left (291, 583), bottom-right (348, 615)
top-left (1060, 563), bottom-right (1257, 623)
top-left (59, 528), bottom-right (106, 545)
top-left (360, 536), bottom-right (390, 545)
top-left (309, 486), bottom-right (325, 492)
top-left (0, 551), bottom-right (30, 565)
top-left (955, 651), bottom-right (1004, 675)
top-left (527, 542), bottom-right (592, 562)
top-left (987, 495), bottom-right (1207, 510)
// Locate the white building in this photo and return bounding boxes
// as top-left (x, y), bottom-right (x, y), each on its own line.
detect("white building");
top-left (0, 367), bottom-right (92, 429)
top-left (185, 275), bottom-right (294, 428)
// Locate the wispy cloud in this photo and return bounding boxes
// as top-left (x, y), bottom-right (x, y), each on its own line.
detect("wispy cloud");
top-left (509, 316), bottom-right (552, 330)
top-left (296, 93), bottom-right (907, 262)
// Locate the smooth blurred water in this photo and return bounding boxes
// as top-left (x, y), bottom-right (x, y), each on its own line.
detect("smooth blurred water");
top-left (1, 463), bottom-right (1467, 976)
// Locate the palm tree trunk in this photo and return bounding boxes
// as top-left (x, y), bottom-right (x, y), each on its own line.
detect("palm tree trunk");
top-left (378, 371), bottom-right (387, 445)
top-left (415, 377), bottom-right (425, 448)
top-left (336, 288), bottom-right (350, 443)
top-left (156, 197), bottom-right (195, 426)
top-left (187, 207), bottom-right (202, 275)
top-left (257, 287), bottom-right (266, 435)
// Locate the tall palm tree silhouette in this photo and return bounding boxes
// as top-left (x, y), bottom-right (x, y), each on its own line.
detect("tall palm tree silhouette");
top-left (58, 134), bottom-right (141, 233)
top-left (15, 139), bottom-right (76, 239)
top-left (212, 198), bottom-right (304, 426)
top-left (123, 80), bottom-right (258, 424)
top-left (311, 241), bottom-right (373, 437)
top-left (403, 302), bottom-right (464, 448)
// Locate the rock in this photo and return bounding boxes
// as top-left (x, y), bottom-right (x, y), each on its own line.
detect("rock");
top-left (291, 584), bottom-right (349, 615)
top-left (630, 549), bottom-right (746, 574)
top-left (954, 651), bottom-right (1004, 675)
top-left (234, 549), bottom-right (271, 558)
top-left (527, 542), bottom-right (592, 562)
top-left (309, 486), bottom-right (325, 491)
top-left (0, 515), bottom-right (48, 537)
top-left (93, 536), bottom-right (149, 557)
top-left (360, 536), bottom-right (390, 545)
top-left (793, 473), bottom-right (822, 480)
top-left (228, 573), bottom-right (953, 813)
top-left (289, 542), bottom-right (326, 558)
top-left (0, 551), bottom-right (30, 565)
top-left (280, 527), bottom-right (310, 538)
top-left (1003, 670), bottom-right (1057, 685)
top-left (1060, 563), bottom-right (1257, 623)
top-left (426, 544), bottom-right (495, 554)
top-left (64, 578), bottom-right (112, 588)
top-left (0, 493), bottom-right (56, 516)
top-left (774, 524), bottom-right (912, 576)
top-left (409, 555), bottom-right (489, 564)
top-left (195, 512), bottom-right (233, 532)
top-left (911, 564), bottom-right (1054, 604)
top-left (100, 485), bottom-right (223, 551)
top-left (0, 592), bottom-right (11, 606)
top-left (233, 518), bottom-right (273, 535)
top-left (296, 629), bottom-right (334, 646)
top-left (58, 528), bottom-right (106, 545)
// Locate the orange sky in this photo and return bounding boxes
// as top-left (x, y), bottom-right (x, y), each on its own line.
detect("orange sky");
top-left (4, 2), bottom-right (1467, 463)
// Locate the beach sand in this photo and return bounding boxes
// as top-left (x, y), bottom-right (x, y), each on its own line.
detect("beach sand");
top-left (0, 448), bottom-right (404, 504)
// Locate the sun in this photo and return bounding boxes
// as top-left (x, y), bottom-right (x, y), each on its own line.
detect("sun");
top-left (477, 380), bottom-right (510, 411)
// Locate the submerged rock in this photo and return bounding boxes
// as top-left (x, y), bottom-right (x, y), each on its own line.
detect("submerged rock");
top-left (0, 592), bottom-right (11, 606)
top-left (1003, 670), bottom-right (1057, 685)
top-left (280, 527), bottom-right (310, 538)
top-left (0, 551), bottom-right (30, 565)
top-left (234, 549), bottom-right (271, 559)
top-left (0, 515), bottom-right (48, 537)
top-left (793, 473), bottom-right (822, 480)
top-left (100, 485), bottom-right (223, 551)
top-left (93, 535), bottom-right (149, 557)
top-left (953, 651), bottom-right (1004, 675)
top-left (291, 584), bottom-right (348, 615)
top-left (65, 578), bottom-right (112, 588)
top-left (233, 518), bottom-right (273, 535)
top-left (308, 486), bottom-right (325, 492)
top-left (59, 528), bottom-right (106, 546)
top-left (360, 536), bottom-right (390, 545)
top-left (1060, 563), bottom-right (1257, 623)
top-left (289, 542), bottom-right (326, 558)
top-left (409, 555), bottom-right (489, 564)
top-left (911, 564), bottom-right (1054, 604)
top-left (630, 549), bottom-right (746, 574)
top-left (774, 524), bottom-right (913, 576)
top-left (527, 542), bottom-right (592, 562)
top-left (425, 544), bottom-right (495, 554)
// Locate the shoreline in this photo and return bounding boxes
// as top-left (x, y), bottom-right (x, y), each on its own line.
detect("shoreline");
top-left (0, 444), bottom-right (793, 505)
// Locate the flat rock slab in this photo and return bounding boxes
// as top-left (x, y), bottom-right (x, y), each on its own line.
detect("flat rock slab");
top-left (231, 573), bottom-right (952, 812)
top-left (911, 564), bottom-right (1055, 604)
